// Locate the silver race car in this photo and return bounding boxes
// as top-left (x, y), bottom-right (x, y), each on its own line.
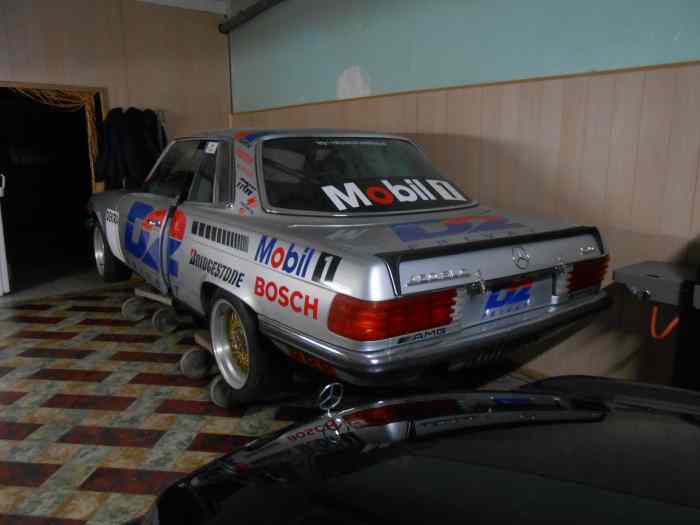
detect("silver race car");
top-left (88, 129), bottom-right (610, 402)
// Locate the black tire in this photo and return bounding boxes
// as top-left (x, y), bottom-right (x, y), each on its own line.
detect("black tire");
top-left (93, 223), bottom-right (131, 283)
top-left (208, 289), bottom-right (280, 405)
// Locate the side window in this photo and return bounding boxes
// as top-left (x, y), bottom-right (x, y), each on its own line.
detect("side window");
top-left (144, 141), bottom-right (199, 198)
top-left (188, 141), bottom-right (220, 203)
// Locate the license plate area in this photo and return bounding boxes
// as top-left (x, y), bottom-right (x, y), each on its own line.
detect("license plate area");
top-left (462, 274), bottom-right (553, 326)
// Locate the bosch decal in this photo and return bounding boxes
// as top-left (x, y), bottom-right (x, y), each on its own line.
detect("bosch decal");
top-left (286, 420), bottom-right (338, 442)
top-left (321, 178), bottom-right (466, 211)
top-left (483, 282), bottom-right (533, 318)
top-left (125, 202), bottom-right (185, 277)
top-left (392, 214), bottom-right (525, 242)
top-left (189, 249), bottom-right (244, 287)
top-left (254, 276), bottom-right (319, 320)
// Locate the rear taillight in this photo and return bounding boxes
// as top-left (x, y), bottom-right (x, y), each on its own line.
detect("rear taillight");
top-left (328, 288), bottom-right (457, 341)
top-left (567, 255), bottom-right (609, 293)
top-left (344, 399), bottom-right (462, 428)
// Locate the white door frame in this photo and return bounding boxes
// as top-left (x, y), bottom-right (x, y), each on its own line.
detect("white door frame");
top-left (0, 174), bottom-right (10, 295)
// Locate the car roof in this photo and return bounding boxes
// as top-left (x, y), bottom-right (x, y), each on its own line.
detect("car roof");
top-left (179, 128), bottom-right (408, 143)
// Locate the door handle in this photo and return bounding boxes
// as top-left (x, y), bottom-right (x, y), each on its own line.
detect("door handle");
top-left (146, 219), bottom-right (161, 227)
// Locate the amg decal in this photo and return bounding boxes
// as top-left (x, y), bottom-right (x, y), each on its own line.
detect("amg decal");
top-left (392, 215), bottom-right (524, 242)
top-left (191, 220), bottom-right (248, 253)
top-left (321, 178), bottom-right (466, 211)
top-left (189, 249), bottom-right (244, 287)
top-left (397, 326), bottom-right (448, 344)
top-left (254, 276), bottom-right (318, 320)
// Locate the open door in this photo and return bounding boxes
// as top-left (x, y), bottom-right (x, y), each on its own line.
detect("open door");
top-left (0, 174), bottom-right (9, 295)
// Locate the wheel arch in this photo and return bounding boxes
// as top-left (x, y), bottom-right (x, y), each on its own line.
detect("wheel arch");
top-left (200, 280), bottom-right (259, 321)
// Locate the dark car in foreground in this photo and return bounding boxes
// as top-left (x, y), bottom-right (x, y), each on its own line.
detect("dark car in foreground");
top-left (138, 375), bottom-right (700, 524)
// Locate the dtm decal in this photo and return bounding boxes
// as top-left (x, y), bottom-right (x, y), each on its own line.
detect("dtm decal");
top-left (392, 214), bottom-right (525, 242)
top-left (482, 282), bottom-right (532, 318)
top-left (255, 236), bottom-right (342, 283)
top-left (236, 178), bottom-right (256, 197)
top-left (125, 202), bottom-right (186, 277)
top-left (254, 276), bottom-right (319, 320)
top-left (189, 249), bottom-right (244, 287)
top-left (321, 178), bottom-right (466, 211)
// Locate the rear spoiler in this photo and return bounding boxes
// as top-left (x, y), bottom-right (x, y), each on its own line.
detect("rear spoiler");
top-left (376, 226), bottom-right (604, 296)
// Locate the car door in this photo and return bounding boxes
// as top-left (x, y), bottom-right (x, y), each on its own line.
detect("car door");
top-left (169, 139), bottom-right (231, 308)
top-left (118, 139), bottom-right (200, 293)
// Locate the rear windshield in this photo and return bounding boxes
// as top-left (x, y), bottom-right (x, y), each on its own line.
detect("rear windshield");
top-left (261, 137), bottom-right (470, 214)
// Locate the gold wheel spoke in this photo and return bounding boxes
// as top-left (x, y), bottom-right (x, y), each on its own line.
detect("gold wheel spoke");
top-left (226, 310), bottom-right (249, 375)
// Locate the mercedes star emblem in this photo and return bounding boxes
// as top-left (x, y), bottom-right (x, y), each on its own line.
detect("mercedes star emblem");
top-left (512, 246), bottom-right (531, 270)
top-left (317, 382), bottom-right (344, 416)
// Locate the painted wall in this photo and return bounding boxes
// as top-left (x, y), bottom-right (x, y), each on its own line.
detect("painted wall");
top-left (231, 61), bottom-right (700, 384)
top-left (230, 0), bottom-right (700, 111)
top-left (0, 0), bottom-right (230, 138)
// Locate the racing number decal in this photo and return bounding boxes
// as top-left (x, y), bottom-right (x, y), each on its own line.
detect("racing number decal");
top-left (311, 252), bottom-right (341, 283)
top-left (125, 202), bottom-right (186, 278)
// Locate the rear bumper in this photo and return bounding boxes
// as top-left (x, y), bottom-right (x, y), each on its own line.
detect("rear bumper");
top-left (260, 291), bottom-right (611, 383)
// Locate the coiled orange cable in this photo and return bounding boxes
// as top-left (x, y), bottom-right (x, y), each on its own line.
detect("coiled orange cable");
top-left (650, 305), bottom-right (679, 340)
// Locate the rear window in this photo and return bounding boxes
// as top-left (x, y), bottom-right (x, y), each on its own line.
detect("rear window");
top-left (261, 137), bottom-right (469, 214)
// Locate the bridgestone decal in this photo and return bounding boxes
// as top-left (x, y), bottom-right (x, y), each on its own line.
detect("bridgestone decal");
top-left (189, 249), bottom-right (244, 287)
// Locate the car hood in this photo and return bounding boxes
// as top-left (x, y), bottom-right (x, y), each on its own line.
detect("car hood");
top-left (140, 377), bottom-right (700, 525)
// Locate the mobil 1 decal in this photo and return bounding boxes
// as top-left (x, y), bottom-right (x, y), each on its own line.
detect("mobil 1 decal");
top-left (321, 177), bottom-right (467, 212)
top-left (254, 235), bottom-right (342, 284)
top-left (392, 214), bottom-right (525, 242)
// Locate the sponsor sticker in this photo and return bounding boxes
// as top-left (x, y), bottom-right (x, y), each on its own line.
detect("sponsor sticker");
top-left (254, 236), bottom-right (342, 284)
top-left (397, 326), bottom-right (448, 345)
top-left (189, 249), bottom-right (244, 287)
top-left (392, 214), bottom-right (524, 242)
top-left (254, 276), bottom-right (319, 320)
top-left (104, 208), bottom-right (125, 262)
top-left (205, 141), bottom-right (219, 154)
top-left (191, 220), bottom-right (248, 253)
top-left (321, 178), bottom-right (466, 212)
top-left (125, 202), bottom-right (185, 278)
top-left (482, 282), bottom-right (533, 319)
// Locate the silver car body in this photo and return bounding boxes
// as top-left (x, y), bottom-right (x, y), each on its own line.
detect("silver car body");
top-left (89, 129), bottom-right (609, 384)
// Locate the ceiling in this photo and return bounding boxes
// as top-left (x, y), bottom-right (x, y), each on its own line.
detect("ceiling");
top-left (137, 0), bottom-right (229, 15)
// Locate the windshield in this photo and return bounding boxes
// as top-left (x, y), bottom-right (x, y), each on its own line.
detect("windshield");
top-left (261, 137), bottom-right (470, 214)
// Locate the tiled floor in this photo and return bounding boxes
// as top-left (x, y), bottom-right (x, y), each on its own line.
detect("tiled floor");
top-left (0, 284), bottom-right (531, 524)
top-left (0, 285), bottom-right (294, 524)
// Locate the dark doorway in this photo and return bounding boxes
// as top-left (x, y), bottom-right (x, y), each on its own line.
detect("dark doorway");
top-left (0, 87), bottom-right (100, 293)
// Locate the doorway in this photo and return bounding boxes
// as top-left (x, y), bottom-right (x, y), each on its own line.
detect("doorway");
top-left (0, 87), bottom-right (103, 296)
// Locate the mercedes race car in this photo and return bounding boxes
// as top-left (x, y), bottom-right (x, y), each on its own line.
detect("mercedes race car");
top-left (88, 129), bottom-right (610, 403)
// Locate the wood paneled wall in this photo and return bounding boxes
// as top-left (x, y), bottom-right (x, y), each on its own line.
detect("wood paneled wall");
top-left (230, 63), bottom-right (700, 383)
top-left (0, 0), bottom-right (230, 138)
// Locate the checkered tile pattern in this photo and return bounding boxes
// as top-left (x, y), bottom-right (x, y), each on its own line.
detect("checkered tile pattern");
top-left (0, 286), bottom-right (292, 524)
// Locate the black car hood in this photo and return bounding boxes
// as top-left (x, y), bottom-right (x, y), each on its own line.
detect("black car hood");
top-left (143, 377), bottom-right (700, 525)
